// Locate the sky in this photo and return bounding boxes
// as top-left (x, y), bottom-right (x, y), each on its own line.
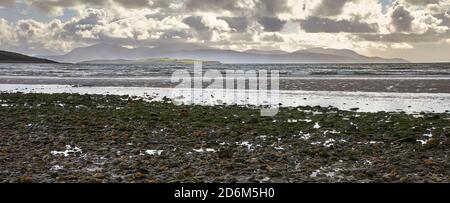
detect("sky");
top-left (0, 0), bottom-right (450, 62)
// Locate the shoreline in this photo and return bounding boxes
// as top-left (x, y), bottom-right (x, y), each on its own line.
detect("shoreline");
top-left (1, 84), bottom-right (450, 114)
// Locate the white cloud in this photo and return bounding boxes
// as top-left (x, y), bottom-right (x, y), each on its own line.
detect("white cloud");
top-left (0, 18), bottom-right (16, 47)
top-left (201, 15), bottom-right (232, 32)
top-left (391, 42), bottom-right (414, 49)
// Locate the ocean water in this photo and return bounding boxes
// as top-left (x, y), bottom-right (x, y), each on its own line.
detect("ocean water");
top-left (0, 63), bottom-right (449, 113)
top-left (0, 63), bottom-right (450, 78)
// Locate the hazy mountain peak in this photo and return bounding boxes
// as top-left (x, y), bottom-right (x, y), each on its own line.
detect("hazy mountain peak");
top-left (153, 43), bottom-right (212, 52)
top-left (70, 43), bottom-right (129, 53)
top-left (244, 49), bottom-right (289, 55)
top-left (43, 44), bottom-right (408, 64)
top-left (304, 48), bottom-right (360, 58)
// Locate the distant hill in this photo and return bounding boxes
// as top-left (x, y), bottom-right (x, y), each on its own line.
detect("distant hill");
top-left (244, 49), bottom-right (289, 55)
top-left (43, 44), bottom-right (210, 63)
top-left (0, 50), bottom-right (57, 63)
top-left (80, 58), bottom-right (221, 65)
top-left (43, 43), bottom-right (409, 64)
top-left (79, 59), bottom-right (135, 64)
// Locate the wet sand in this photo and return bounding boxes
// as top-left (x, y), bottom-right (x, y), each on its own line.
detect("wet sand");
top-left (0, 76), bottom-right (449, 93)
top-left (1, 84), bottom-right (449, 113)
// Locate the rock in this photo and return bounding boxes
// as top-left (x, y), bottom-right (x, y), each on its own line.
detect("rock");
top-left (50, 173), bottom-right (59, 179)
top-left (159, 166), bottom-right (169, 171)
top-left (248, 158), bottom-right (259, 164)
top-left (218, 147), bottom-right (233, 159)
top-left (132, 172), bottom-right (144, 179)
top-left (382, 174), bottom-right (392, 182)
top-left (146, 179), bottom-right (158, 183)
top-left (93, 173), bottom-right (105, 179)
top-left (214, 176), bottom-right (225, 182)
top-left (193, 131), bottom-right (207, 137)
top-left (247, 117), bottom-right (259, 124)
top-left (424, 159), bottom-right (437, 166)
top-left (424, 139), bottom-right (439, 148)
top-left (395, 136), bottom-right (416, 143)
top-left (180, 109), bottom-right (189, 118)
top-left (345, 150), bottom-right (360, 160)
top-left (19, 176), bottom-right (32, 183)
top-left (399, 176), bottom-right (409, 182)
top-left (319, 151), bottom-right (329, 158)
top-left (365, 169), bottom-right (377, 177)
top-left (445, 132), bottom-right (450, 137)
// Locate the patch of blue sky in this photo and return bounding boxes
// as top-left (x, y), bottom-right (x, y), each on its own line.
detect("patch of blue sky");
top-left (380, 0), bottom-right (394, 13)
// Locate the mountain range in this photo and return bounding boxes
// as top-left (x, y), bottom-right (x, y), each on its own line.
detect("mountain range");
top-left (42, 44), bottom-right (408, 64)
top-left (80, 58), bottom-right (220, 65)
top-left (0, 50), bottom-right (57, 63)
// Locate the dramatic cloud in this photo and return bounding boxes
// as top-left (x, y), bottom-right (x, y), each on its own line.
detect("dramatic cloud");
top-left (300, 17), bottom-right (379, 33)
top-left (183, 16), bottom-right (208, 31)
top-left (184, 0), bottom-right (244, 12)
top-left (401, 0), bottom-right (441, 6)
top-left (258, 17), bottom-right (286, 32)
top-left (184, 0), bottom-right (291, 17)
top-left (359, 30), bottom-right (450, 43)
top-left (313, 0), bottom-right (356, 16)
top-left (0, 18), bottom-right (16, 46)
top-left (26, 0), bottom-right (173, 15)
top-left (259, 33), bottom-right (285, 42)
top-left (219, 17), bottom-right (249, 32)
top-left (390, 5), bottom-right (415, 32)
top-left (0, 0), bottom-right (450, 61)
top-left (257, 0), bottom-right (291, 16)
top-left (0, 0), bottom-right (15, 7)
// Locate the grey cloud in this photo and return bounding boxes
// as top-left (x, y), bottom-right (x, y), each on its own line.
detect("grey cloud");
top-left (61, 9), bottom-right (107, 40)
top-left (114, 0), bottom-right (151, 8)
top-left (401, 0), bottom-right (440, 6)
top-left (314, 0), bottom-right (356, 16)
top-left (183, 16), bottom-right (207, 31)
top-left (184, 0), bottom-right (241, 12)
top-left (219, 17), bottom-right (249, 32)
top-left (159, 30), bottom-right (190, 40)
top-left (258, 17), bottom-right (286, 32)
top-left (182, 16), bottom-right (213, 40)
top-left (433, 13), bottom-right (450, 27)
top-left (114, 0), bottom-right (171, 9)
top-left (184, 0), bottom-right (291, 17)
top-left (26, 0), bottom-right (291, 17)
top-left (358, 30), bottom-right (450, 43)
top-left (145, 13), bottom-right (168, 21)
top-left (27, 0), bottom-right (104, 15)
top-left (0, 0), bottom-right (15, 7)
top-left (17, 20), bottom-right (42, 36)
top-left (27, 0), bottom-right (171, 14)
top-left (300, 17), bottom-right (379, 33)
top-left (257, 0), bottom-right (291, 16)
top-left (260, 33), bottom-right (284, 42)
top-left (391, 5), bottom-right (414, 32)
